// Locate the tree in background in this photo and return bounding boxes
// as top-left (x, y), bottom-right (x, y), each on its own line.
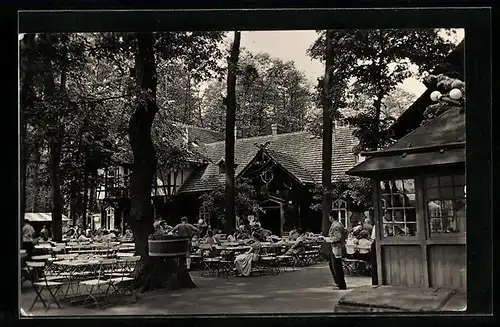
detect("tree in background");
top-left (21, 31), bottom-right (225, 290)
top-left (199, 178), bottom-right (258, 230)
top-left (202, 50), bottom-right (312, 138)
top-left (308, 28), bottom-right (456, 152)
top-left (224, 31), bottom-right (241, 234)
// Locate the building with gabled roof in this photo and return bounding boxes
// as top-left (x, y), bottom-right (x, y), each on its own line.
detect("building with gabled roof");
top-left (170, 125), bottom-right (360, 235)
top-left (95, 117), bottom-right (362, 235)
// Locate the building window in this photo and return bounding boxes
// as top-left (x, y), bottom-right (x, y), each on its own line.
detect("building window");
top-left (425, 174), bottom-right (465, 235)
top-left (380, 179), bottom-right (417, 237)
top-left (105, 206), bottom-right (115, 231)
top-left (219, 163), bottom-right (226, 174)
top-left (332, 199), bottom-right (348, 228)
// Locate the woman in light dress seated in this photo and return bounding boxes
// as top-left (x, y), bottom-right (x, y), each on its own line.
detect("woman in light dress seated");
top-left (234, 233), bottom-right (262, 276)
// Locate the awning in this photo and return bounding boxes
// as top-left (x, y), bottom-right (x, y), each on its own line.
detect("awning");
top-left (347, 147), bottom-right (465, 178)
top-left (347, 107), bottom-right (465, 178)
top-left (24, 213), bottom-right (70, 222)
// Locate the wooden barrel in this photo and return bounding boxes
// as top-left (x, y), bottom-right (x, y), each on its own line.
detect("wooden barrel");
top-left (148, 235), bottom-right (189, 257)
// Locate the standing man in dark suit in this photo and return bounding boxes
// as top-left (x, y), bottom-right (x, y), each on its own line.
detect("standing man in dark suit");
top-left (328, 210), bottom-right (347, 290)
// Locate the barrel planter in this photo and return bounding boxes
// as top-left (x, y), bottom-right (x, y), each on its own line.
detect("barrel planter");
top-left (148, 234), bottom-right (189, 258)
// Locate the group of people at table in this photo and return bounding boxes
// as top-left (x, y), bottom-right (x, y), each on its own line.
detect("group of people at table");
top-left (154, 213), bottom-right (375, 286)
top-left (152, 215), bottom-right (324, 276)
top-left (22, 210), bottom-right (376, 290)
top-left (21, 219), bottom-right (135, 261)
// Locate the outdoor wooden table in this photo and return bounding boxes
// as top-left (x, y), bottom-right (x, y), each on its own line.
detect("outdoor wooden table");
top-left (31, 254), bottom-right (53, 261)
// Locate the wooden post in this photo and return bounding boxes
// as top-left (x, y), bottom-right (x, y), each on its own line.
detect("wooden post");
top-left (372, 179), bottom-right (384, 286)
top-left (415, 176), bottom-right (430, 287)
top-left (121, 210), bottom-right (125, 236)
top-left (279, 204), bottom-right (284, 236)
top-left (297, 203), bottom-right (302, 229)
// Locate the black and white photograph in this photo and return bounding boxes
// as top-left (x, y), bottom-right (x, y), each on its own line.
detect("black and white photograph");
top-left (18, 11), bottom-right (474, 316)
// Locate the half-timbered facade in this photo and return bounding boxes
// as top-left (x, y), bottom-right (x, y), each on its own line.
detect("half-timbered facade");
top-left (95, 124), bottom-right (224, 231)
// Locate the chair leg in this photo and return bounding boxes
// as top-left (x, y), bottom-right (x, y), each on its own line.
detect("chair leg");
top-left (30, 286), bottom-right (47, 311)
top-left (46, 286), bottom-right (62, 310)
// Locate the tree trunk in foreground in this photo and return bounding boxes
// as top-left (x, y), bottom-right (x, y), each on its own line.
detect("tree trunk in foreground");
top-left (224, 31), bottom-right (241, 234)
top-left (31, 144), bottom-right (41, 213)
top-left (41, 33), bottom-right (64, 242)
top-left (321, 30), bottom-right (334, 236)
top-left (20, 33), bottom-right (36, 222)
top-left (127, 32), bottom-right (195, 292)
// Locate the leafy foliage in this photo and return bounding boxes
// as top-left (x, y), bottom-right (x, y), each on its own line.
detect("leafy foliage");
top-left (202, 50), bottom-right (313, 137)
top-left (309, 176), bottom-right (373, 212)
top-left (199, 178), bottom-right (258, 225)
top-left (308, 29), bottom-right (457, 151)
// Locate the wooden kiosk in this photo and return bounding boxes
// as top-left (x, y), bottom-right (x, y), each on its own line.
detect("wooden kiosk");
top-left (336, 104), bottom-right (466, 312)
top-left (347, 106), bottom-right (466, 291)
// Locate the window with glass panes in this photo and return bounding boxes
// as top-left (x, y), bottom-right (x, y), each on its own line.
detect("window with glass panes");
top-left (380, 179), bottom-right (417, 237)
top-left (332, 199), bottom-right (348, 228)
top-left (425, 174), bottom-right (465, 235)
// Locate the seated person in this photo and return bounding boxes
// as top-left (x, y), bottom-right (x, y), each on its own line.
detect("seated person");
top-left (40, 225), bottom-right (50, 241)
top-left (284, 229), bottom-right (306, 255)
top-left (191, 235), bottom-right (200, 248)
top-left (197, 218), bottom-right (208, 237)
top-left (261, 228), bottom-right (272, 238)
top-left (236, 229), bottom-right (251, 240)
top-left (345, 233), bottom-right (358, 259)
top-left (227, 230), bottom-right (237, 242)
top-left (234, 233), bottom-right (262, 276)
top-left (77, 233), bottom-right (91, 242)
top-left (288, 227), bottom-right (299, 240)
top-left (121, 228), bottom-right (134, 242)
top-left (305, 229), bottom-right (315, 238)
top-left (205, 230), bottom-right (219, 251)
top-left (213, 230), bottom-right (225, 242)
top-left (352, 223), bottom-right (363, 235)
top-left (362, 218), bottom-right (373, 236)
top-left (357, 230), bottom-right (372, 261)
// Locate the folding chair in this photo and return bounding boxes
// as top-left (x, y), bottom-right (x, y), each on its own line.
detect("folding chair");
top-left (342, 258), bottom-right (362, 275)
top-left (79, 259), bottom-right (116, 308)
top-left (255, 254), bottom-right (280, 275)
top-left (25, 261), bottom-right (63, 311)
top-left (108, 256), bottom-right (140, 301)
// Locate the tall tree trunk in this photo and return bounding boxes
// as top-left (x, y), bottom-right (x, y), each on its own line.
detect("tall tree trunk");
top-left (41, 33), bottom-right (65, 242)
top-left (82, 166), bottom-right (89, 227)
top-left (31, 143), bottom-right (41, 212)
top-left (49, 130), bottom-right (64, 241)
top-left (224, 31), bottom-right (241, 234)
top-left (20, 34), bottom-right (37, 221)
top-left (127, 33), bottom-right (195, 292)
top-left (70, 181), bottom-right (79, 226)
top-left (321, 30), bottom-right (334, 236)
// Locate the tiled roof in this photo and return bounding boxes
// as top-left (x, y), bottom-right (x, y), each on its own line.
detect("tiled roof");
top-left (180, 124), bottom-right (225, 144)
top-left (112, 124), bottom-right (223, 165)
top-left (383, 106), bottom-right (464, 151)
top-left (347, 107), bottom-right (465, 177)
top-left (178, 127), bottom-right (359, 194)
